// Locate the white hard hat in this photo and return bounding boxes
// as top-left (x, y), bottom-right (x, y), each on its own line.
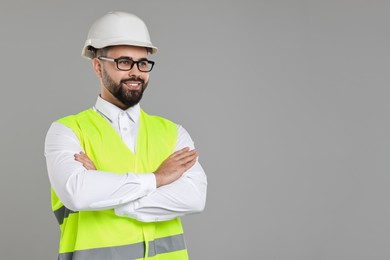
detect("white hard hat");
top-left (81, 11), bottom-right (158, 59)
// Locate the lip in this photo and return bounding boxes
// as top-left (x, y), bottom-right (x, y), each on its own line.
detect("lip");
top-left (123, 81), bottom-right (142, 90)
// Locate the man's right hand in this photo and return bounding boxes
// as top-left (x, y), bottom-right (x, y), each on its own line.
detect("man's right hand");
top-left (154, 147), bottom-right (198, 187)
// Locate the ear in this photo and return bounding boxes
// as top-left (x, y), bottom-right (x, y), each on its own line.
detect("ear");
top-left (92, 58), bottom-right (103, 78)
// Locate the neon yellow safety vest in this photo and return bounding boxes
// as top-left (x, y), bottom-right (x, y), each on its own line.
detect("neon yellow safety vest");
top-left (51, 108), bottom-right (188, 260)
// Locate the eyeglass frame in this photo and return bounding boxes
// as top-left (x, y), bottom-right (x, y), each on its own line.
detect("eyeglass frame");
top-left (97, 56), bottom-right (155, 72)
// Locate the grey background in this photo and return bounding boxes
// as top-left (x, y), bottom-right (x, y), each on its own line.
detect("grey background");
top-left (1, 0), bottom-right (390, 259)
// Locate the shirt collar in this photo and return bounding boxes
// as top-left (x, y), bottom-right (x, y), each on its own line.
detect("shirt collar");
top-left (94, 95), bottom-right (140, 123)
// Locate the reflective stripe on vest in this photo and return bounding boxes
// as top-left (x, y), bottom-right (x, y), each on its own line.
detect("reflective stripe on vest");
top-left (58, 234), bottom-right (186, 260)
top-left (52, 108), bottom-right (187, 259)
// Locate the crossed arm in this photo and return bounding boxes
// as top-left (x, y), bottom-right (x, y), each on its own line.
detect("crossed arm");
top-left (74, 147), bottom-right (205, 221)
top-left (75, 147), bottom-right (197, 187)
top-left (45, 122), bottom-right (207, 222)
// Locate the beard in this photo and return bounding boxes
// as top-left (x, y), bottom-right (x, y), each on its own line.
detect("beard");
top-left (101, 67), bottom-right (148, 108)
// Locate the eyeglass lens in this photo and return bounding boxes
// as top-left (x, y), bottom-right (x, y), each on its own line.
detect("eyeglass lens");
top-left (117, 58), bottom-right (153, 72)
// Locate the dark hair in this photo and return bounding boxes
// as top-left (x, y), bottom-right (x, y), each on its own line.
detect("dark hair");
top-left (94, 46), bottom-right (111, 58)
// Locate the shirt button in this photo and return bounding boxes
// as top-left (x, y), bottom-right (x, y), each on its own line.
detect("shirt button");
top-left (123, 128), bottom-right (128, 131)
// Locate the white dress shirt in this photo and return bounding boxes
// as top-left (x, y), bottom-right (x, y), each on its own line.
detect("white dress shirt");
top-left (45, 96), bottom-right (207, 222)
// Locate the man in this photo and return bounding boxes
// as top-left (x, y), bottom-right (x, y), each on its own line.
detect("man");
top-left (45, 11), bottom-right (207, 260)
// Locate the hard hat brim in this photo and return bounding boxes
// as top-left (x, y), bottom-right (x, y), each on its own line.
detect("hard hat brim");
top-left (81, 38), bottom-right (158, 59)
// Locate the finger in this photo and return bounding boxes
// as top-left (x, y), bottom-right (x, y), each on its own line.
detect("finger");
top-left (83, 160), bottom-right (93, 167)
top-left (73, 153), bottom-right (96, 170)
top-left (174, 149), bottom-right (197, 161)
top-left (75, 155), bottom-right (91, 165)
top-left (78, 152), bottom-right (88, 158)
top-left (177, 151), bottom-right (197, 163)
top-left (74, 154), bottom-right (82, 162)
top-left (75, 153), bottom-right (90, 160)
top-left (80, 158), bottom-right (95, 169)
top-left (84, 163), bottom-right (95, 170)
top-left (183, 158), bottom-right (197, 169)
top-left (74, 152), bottom-right (86, 158)
top-left (75, 158), bottom-right (88, 165)
top-left (180, 152), bottom-right (198, 165)
top-left (74, 154), bottom-right (86, 161)
top-left (170, 147), bottom-right (190, 158)
top-left (179, 158), bottom-right (197, 172)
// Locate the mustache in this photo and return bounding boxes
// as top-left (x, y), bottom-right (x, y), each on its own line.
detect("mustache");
top-left (120, 77), bottom-right (145, 85)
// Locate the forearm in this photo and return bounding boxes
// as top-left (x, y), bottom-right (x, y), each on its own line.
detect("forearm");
top-left (48, 164), bottom-right (156, 211)
top-left (115, 162), bottom-right (207, 222)
top-left (45, 122), bottom-right (156, 211)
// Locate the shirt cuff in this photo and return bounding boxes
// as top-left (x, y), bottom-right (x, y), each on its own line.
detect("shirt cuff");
top-left (137, 173), bottom-right (156, 195)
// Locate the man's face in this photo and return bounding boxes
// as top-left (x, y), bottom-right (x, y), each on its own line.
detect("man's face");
top-left (98, 45), bottom-right (150, 109)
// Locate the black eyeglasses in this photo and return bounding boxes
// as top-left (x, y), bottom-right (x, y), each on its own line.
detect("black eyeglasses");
top-left (98, 56), bottom-right (155, 72)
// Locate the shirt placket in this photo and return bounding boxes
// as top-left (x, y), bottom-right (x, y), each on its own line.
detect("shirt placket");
top-left (118, 112), bottom-right (134, 153)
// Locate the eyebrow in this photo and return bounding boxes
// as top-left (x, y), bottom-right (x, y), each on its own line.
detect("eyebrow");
top-left (117, 56), bottom-right (149, 61)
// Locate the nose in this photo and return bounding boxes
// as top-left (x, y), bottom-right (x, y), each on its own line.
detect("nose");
top-left (128, 65), bottom-right (141, 77)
